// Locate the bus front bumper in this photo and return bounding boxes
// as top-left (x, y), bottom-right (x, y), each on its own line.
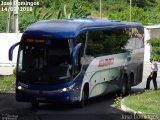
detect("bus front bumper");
top-left (16, 86), bottom-right (80, 104)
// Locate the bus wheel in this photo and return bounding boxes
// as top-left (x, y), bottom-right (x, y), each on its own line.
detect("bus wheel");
top-left (121, 76), bottom-right (128, 96)
top-left (31, 102), bottom-right (39, 108)
top-left (77, 90), bottom-right (85, 108)
top-left (127, 79), bottom-right (131, 95)
top-left (77, 87), bottom-right (88, 108)
top-left (82, 90), bottom-right (86, 107)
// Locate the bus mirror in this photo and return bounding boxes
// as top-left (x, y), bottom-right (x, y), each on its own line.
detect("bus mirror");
top-left (71, 43), bottom-right (82, 65)
top-left (9, 42), bottom-right (20, 61)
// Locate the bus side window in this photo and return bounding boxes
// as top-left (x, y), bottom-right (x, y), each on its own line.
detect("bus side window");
top-left (86, 31), bottom-right (104, 56)
top-left (72, 32), bottom-right (86, 77)
top-left (86, 29), bottom-right (130, 56)
top-left (125, 27), bottom-right (144, 50)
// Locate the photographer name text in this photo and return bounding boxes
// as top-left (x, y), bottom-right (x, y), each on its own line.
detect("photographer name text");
top-left (1, 1), bottom-right (39, 12)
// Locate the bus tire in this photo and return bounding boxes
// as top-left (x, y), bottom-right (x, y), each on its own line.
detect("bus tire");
top-left (77, 86), bottom-right (88, 108)
top-left (127, 78), bottom-right (131, 95)
top-left (121, 76), bottom-right (128, 96)
top-left (31, 102), bottom-right (39, 108)
top-left (79, 90), bottom-right (85, 108)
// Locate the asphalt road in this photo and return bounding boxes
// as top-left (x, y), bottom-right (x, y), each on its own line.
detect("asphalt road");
top-left (0, 93), bottom-right (127, 120)
top-left (0, 64), bottom-right (160, 120)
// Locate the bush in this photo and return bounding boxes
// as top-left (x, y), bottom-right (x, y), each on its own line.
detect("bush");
top-left (0, 75), bottom-right (16, 93)
top-left (13, 67), bottom-right (16, 77)
top-left (147, 38), bottom-right (160, 62)
top-left (114, 96), bottom-right (122, 109)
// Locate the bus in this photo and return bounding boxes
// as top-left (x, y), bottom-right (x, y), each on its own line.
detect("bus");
top-left (9, 18), bottom-right (144, 107)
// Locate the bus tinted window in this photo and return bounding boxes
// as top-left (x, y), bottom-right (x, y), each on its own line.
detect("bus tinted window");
top-left (17, 39), bottom-right (72, 85)
top-left (125, 28), bottom-right (144, 49)
top-left (71, 32), bottom-right (86, 77)
top-left (87, 29), bottom-right (130, 56)
top-left (76, 32), bottom-right (86, 57)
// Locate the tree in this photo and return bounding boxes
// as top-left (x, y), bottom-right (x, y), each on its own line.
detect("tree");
top-left (19, 1), bottom-right (91, 32)
top-left (0, 11), bottom-right (7, 32)
top-left (0, 0), bottom-right (160, 32)
top-left (57, 2), bottom-right (91, 19)
top-left (19, 7), bottom-right (54, 32)
top-left (130, 0), bottom-right (157, 9)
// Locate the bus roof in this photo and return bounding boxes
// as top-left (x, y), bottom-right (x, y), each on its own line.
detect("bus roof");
top-left (24, 18), bottom-right (143, 39)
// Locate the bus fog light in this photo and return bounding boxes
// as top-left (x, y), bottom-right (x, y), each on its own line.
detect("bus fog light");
top-left (66, 96), bottom-right (70, 100)
top-left (17, 86), bottom-right (23, 90)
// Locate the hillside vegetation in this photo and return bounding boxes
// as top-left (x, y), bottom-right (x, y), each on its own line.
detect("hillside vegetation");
top-left (0, 0), bottom-right (160, 32)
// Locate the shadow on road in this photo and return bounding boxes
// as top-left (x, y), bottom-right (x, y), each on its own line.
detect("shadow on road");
top-left (0, 90), bottom-right (143, 120)
top-left (31, 92), bottom-right (117, 111)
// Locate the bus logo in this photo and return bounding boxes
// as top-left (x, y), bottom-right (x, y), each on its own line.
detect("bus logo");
top-left (98, 58), bottom-right (114, 67)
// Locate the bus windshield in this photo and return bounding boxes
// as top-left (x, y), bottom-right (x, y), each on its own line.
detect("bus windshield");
top-left (17, 38), bottom-right (73, 85)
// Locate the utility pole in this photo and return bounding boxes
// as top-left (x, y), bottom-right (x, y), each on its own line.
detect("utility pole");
top-left (6, 0), bottom-right (12, 33)
top-left (13, 0), bottom-right (19, 33)
top-left (130, 0), bottom-right (132, 21)
top-left (100, 0), bottom-right (102, 18)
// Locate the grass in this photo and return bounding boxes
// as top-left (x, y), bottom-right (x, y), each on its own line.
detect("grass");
top-left (0, 75), bottom-right (16, 93)
top-left (114, 96), bottom-right (122, 109)
top-left (124, 90), bottom-right (160, 114)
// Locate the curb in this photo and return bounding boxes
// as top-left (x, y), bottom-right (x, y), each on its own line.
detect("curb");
top-left (121, 98), bottom-right (144, 119)
top-left (120, 97), bottom-right (158, 120)
top-left (121, 98), bottom-right (137, 114)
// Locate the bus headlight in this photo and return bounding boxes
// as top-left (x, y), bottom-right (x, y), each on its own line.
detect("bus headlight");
top-left (62, 88), bottom-right (67, 92)
top-left (60, 83), bottom-right (75, 93)
top-left (17, 86), bottom-right (23, 90)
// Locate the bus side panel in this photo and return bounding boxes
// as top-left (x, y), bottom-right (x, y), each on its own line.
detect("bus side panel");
top-left (99, 67), bottom-right (121, 95)
top-left (89, 72), bottom-right (101, 97)
top-left (82, 52), bottom-right (129, 98)
top-left (125, 28), bottom-right (144, 86)
top-left (126, 48), bottom-right (144, 86)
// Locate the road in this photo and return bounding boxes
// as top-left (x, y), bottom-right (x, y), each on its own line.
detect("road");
top-left (0, 64), bottom-right (160, 120)
top-left (0, 93), bottom-right (127, 120)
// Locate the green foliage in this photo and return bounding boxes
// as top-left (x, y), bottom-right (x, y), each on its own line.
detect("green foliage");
top-left (19, 7), bottom-right (54, 32)
top-left (147, 38), bottom-right (160, 46)
top-left (130, 0), bottom-right (157, 9)
top-left (124, 90), bottom-right (160, 114)
top-left (147, 38), bottom-right (160, 61)
top-left (0, 75), bottom-right (15, 93)
top-left (0, 11), bottom-right (7, 32)
top-left (13, 67), bottom-right (16, 78)
top-left (144, 9), bottom-right (160, 25)
top-left (57, 2), bottom-right (91, 19)
top-left (114, 96), bottom-right (122, 109)
top-left (108, 6), bottom-right (145, 23)
top-left (1, 0), bottom-right (160, 32)
top-left (36, 0), bottom-right (55, 8)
